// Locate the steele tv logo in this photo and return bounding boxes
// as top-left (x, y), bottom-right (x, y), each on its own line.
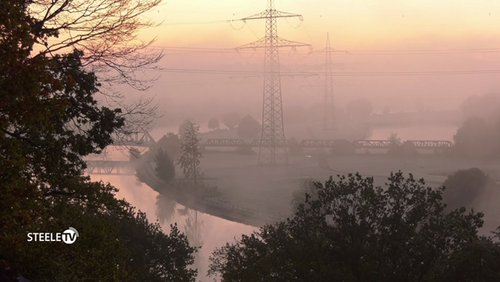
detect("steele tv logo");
top-left (27, 227), bottom-right (79, 245)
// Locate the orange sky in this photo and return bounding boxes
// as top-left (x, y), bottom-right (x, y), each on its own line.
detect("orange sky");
top-left (142, 0), bottom-right (500, 49)
top-left (127, 0), bottom-right (500, 126)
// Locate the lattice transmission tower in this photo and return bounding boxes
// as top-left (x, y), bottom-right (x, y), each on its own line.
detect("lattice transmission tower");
top-left (323, 33), bottom-right (336, 131)
top-left (322, 33), bottom-right (347, 133)
top-left (237, 0), bottom-right (309, 165)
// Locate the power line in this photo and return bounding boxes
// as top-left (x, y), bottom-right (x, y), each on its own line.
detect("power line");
top-left (156, 19), bottom-right (241, 26)
top-left (343, 48), bottom-right (500, 55)
top-left (330, 69), bottom-right (500, 76)
top-left (146, 45), bottom-right (500, 56)
top-left (151, 67), bottom-right (500, 77)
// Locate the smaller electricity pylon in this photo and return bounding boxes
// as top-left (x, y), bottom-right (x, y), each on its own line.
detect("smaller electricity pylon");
top-left (323, 32), bottom-right (338, 132)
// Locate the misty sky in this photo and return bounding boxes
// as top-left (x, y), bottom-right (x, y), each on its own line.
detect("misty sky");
top-left (130, 0), bottom-right (500, 125)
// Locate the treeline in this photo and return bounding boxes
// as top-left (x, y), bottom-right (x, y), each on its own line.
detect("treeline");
top-left (209, 172), bottom-right (500, 281)
top-left (454, 93), bottom-right (500, 159)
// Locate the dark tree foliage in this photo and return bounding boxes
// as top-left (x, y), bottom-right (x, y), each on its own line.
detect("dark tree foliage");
top-left (222, 113), bottom-right (241, 130)
top-left (442, 168), bottom-right (489, 210)
top-left (157, 132), bottom-right (182, 159)
top-left (208, 117), bottom-right (220, 131)
top-left (454, 117), bottom-right (498, 159)
top-left (237, 115), bottom-right (260, 140)
top-left (155, 148), bottom-right (176, 183)
top-left (287, 137), bottom-right (303, 156)
top-left (209, 172), bottom-right (500, 282)
top-left (0, 1), bottom-right (196, 280)
top-left (460, 93), bottom-right (500, 122)
top-left (178, 120), bottom-right (202, 183)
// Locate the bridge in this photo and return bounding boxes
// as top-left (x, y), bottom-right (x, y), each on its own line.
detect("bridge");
top-left (86, 160), bottom-right (137, 175)
top-left (202, 138), bottom-right (453, 150)
top-left (112, 131), bottom-right (156, 147)
top-left (406, 140), bottom-right (453, 148)
top-left (202, 138), bottom-right (251, 147)
top-left (85, 136), bottom-right (453, 176)
top-left (85, 131), bottom-right (156, 175)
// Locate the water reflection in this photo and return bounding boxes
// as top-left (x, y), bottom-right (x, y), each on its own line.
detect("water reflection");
top-left (90, 175), bottom-right (255, 281)
top-left (89, 124), bottom-right (459, 280)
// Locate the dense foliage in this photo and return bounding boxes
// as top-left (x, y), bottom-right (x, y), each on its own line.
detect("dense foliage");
top-left (155, 148), bottom-right (176, 183)
top-left (454, 93), bottom-right (500, 159)
top-left (442, 168), bottom-right (489, 209)
top-left (237, 115), bottom-right (260, 140)
top-left (208, 117), bottom-right (220, 131)
top-left (454, 117), bottom-right (500, 159)
top-left (178, 120), bottom-right (202, 183)
top-left (209, 172), bottom-right (500, 281)
top-left (0, 0), bottom-right (196, 280)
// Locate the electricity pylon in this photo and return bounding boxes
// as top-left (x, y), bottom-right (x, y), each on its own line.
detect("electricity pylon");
top-left (322, 33), bottom-right (348, 132)
top-left (323, 33), bottom-right (335, 131)
top-left (237, 0), bottom-right (309, 165)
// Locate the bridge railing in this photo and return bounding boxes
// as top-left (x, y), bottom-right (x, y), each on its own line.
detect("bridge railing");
top-left (201, 138), bottom-right (454, 150)
top-left (354, 140), bottom-right (393, 149)
top-left (85, 160), bottom-right (136, 175)
top-left (406, 140), bottom-right (453, 148)
top-left (112, 131), bottom-right (156, 147)
top-left (202, 138), bottom-right (247, 147)
top-left (202, 138), bottom-right (287, 148)
top-left (84, 129), bottom-right (156, 175)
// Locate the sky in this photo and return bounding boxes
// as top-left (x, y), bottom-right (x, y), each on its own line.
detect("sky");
top-left (129, 0), bottom-right (500, 127)
top-left (145, 0), bottom-right (500, 48)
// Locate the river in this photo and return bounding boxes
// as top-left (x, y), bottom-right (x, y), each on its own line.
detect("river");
top-left (89, 174), bottom-right (255, 281)
top-left (91, 124), bottom-right (458, 280)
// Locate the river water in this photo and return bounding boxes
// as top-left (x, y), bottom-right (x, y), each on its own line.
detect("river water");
top-left (91, 124), bottom-right (457, 280)
top-left (89, 174), bottom-right (255, 281)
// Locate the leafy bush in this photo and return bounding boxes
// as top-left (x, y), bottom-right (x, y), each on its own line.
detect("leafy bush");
top-left (210, 172), bottom-right (500, 281)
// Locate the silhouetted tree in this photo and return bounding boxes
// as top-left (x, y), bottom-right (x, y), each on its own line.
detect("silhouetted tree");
top-left (25, 0), bottom-right (163, 133)
top-left (291, 178), bottom-right (317, 211)
top-left (460, 93), bottom-right (500, 122)
top-left (346, 98), bottom-right (373, 121)
top-left (25, 0), bottom-right (162, 95)
top-left (237, 115), bottom-right (260, 140)
top-left (433, 236), bottom-right (500, 282)
top-left (287, 138), bottom-right (303, 156)
top-left (0, 1), bottom-right (196, 280)
top-left (158, 132), bottom-right (182, 159)
top-left (208, 118), bottom-right (220, 131)
top-left (178, 120), bottom-right (202, 183)
top-left (222, 113), bottom-right (241, 130)
top-left (387, 134), bottom-right (417, 156)
top-left (209, 172), bottom-right (500, 281)
top-left (155, 149), bottom-right (175, 183)
top-left (454, 117), bottom-right (497, 159)
top-left (442, 168), bottom-right (489, 210)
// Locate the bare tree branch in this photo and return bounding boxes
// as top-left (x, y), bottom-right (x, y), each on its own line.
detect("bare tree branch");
top-left (28, 0), bottom-right (163, 130)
